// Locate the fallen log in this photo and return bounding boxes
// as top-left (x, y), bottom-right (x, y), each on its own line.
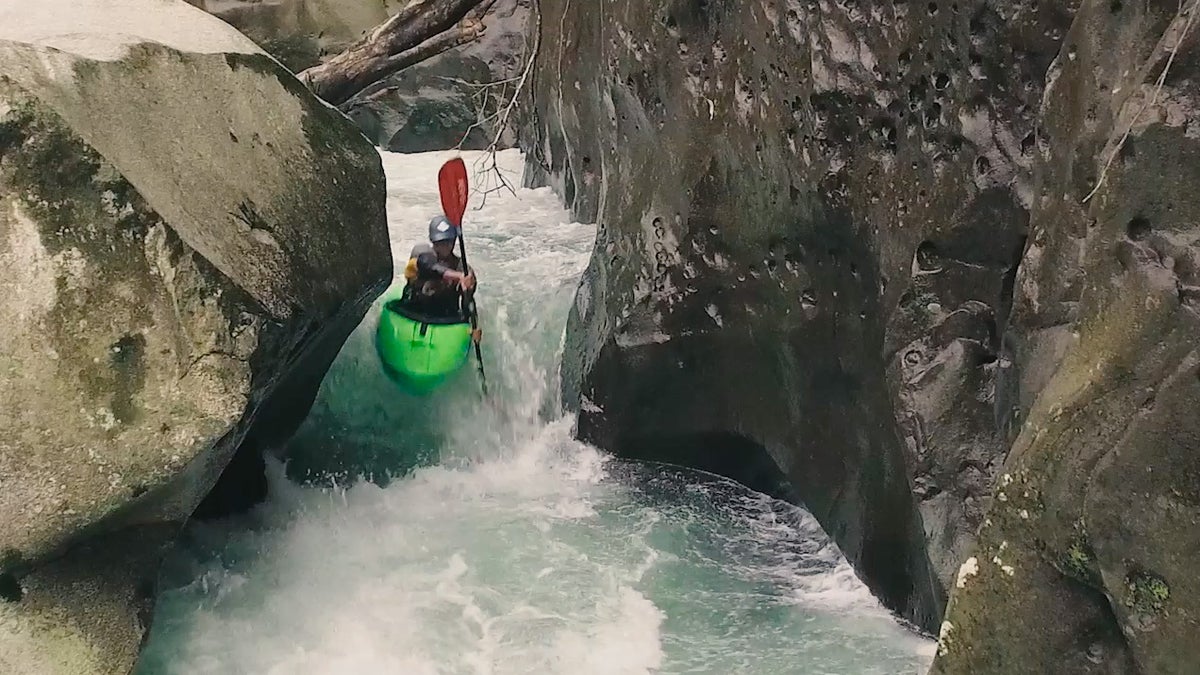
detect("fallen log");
top-left (298, 0), bottom-right (497, 107)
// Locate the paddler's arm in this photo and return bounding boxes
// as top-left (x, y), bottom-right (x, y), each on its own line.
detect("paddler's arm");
top-left (415, 251), bottom-right (474, 290)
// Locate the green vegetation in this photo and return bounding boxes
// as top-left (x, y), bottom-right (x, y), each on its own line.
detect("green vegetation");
top-left (1125, 572), bottom-right (1170, 614)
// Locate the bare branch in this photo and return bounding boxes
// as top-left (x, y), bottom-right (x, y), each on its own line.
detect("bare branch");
top-left (450, 0), bottom-right (542, 205)
top-left (1083, 0), bottom-right (1198, 203)
top-left (434, 74), bottom-right (526, 89)
top-left (361, 23), bottom-right (484, 96)
top-left (471, 0), bottom-right (502, 21)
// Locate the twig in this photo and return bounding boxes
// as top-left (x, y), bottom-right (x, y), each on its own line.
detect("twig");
top-left (434, 74), bottom-right (526, 88)
top-left (471, 149), bottom-right (520, 209)
top-left (1083, 0), bottom-right (1198, 203)
top-left (452, 0), bottom-right (542, 207)
top-left (342, 82), bottom-right (404, 109)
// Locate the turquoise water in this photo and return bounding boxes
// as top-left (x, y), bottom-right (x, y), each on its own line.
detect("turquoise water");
top-left (137, 149), bottom-right (934, 675)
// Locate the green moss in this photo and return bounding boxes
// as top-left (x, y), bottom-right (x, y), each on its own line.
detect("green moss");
top-left (0, 85), bottom-right (168, 426)
top-left (1125, 571), bottom-right (1170, 614)
top-left (0, 99), bottom-right (100, 242)
top-left (1059, 534), bottom-right (1104, 588)
top-left (1065, 541), bottom-right (1090, 576)
top-left (0, 573), bottom-right (20, 602)
top-left (0, 92), bottom-right (150, 254)
top-left (0, 107), bottom-right (22, 154)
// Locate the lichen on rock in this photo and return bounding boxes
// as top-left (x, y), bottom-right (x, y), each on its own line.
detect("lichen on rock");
top-left (1125, 571), bottom-right (1170, 616)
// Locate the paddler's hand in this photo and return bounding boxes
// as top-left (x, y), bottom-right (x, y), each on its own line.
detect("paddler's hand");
top-left (471, 328), bottom-right (482, 344)
top-left (459, 271), bottom-right (476, 292)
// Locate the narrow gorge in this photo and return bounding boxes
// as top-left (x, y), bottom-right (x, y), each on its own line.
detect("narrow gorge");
top-left (1, 0), bottom-right (1197, 673)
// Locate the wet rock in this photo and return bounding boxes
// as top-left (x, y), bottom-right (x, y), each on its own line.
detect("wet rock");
top-left (932, 0), bottom-right (1200, 671)
top-left (0, 1), bottom-right (390, 671)
top-left (525, 0), bottom-right (1199, 666)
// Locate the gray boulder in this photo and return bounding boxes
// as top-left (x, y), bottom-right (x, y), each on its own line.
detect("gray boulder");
top-left (523, 0), bottom-right (1200, 669)
top-left (0, 0), bottom-right (390, 672)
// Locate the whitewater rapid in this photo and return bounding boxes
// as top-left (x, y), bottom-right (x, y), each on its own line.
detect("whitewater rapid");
top-left (137, 149), bottom-right (935, 674)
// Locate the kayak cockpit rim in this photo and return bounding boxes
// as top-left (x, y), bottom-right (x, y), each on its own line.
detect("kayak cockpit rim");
top-left (383, 298), bottom-right (471, 326)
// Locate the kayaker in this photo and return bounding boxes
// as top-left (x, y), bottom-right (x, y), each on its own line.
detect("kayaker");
top-left (399, 215), bottom-right (481, 341)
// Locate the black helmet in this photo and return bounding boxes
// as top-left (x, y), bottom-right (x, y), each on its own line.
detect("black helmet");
top-left (429, 215), bottom-right (458, 243)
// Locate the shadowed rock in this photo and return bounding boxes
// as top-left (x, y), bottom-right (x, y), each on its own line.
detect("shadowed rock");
top-left (522, 0), bottom-right (1199, 670)
top-left (197, 0), bottom-right (533, 150)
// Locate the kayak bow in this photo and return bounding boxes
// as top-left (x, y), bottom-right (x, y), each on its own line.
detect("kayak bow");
top-left (375, 291), bottom-right (473, 395)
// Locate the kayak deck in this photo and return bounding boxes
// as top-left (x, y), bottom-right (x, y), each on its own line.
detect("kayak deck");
top-left (375, 295), bottom-right (472, 395)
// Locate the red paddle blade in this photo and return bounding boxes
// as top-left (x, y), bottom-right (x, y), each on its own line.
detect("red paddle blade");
top-left (438, 158), bottom-right (469, 228)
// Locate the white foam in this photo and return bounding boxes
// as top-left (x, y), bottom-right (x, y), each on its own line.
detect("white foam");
top-left (0, 0), bottom-right (262, 62)
top-left (549, 587), bottom-right (665, 673)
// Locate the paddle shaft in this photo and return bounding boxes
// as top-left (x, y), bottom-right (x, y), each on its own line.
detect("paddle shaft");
top-left (439, 157), bottom-right (487, 396)
top-left (458, 234), bottom-right (488, 395)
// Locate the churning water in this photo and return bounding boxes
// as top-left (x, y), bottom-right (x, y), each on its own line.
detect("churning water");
top-left (137, 149), bottom-right (935, 675)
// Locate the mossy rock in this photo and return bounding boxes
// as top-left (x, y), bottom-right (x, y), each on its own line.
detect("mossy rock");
top-left (1125, 572), bottom-right (1171, 615)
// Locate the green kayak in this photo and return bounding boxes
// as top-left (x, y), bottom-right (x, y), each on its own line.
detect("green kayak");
top-left (375, 292), bottom-right (473, 395)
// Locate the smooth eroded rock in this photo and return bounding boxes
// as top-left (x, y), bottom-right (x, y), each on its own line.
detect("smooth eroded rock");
top-left (186, 0), bottom-right (406, 71)
top-left (0, 0), bottom-right (390, 670)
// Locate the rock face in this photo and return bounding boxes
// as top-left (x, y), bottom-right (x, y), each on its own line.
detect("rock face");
top-left (521, 0), bottom-right (1064, 631)
top-left (199, 0), bottom-right (533, 151)
top-left (0, 1), bottom-right (390, 671)
top-left (525, 0), bottom-right (1200, 669)
top-left (931, 0), bottom-right (1200, 672)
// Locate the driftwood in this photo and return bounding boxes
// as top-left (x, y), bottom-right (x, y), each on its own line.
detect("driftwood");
top-left (297, 0), bottom-right (498, 107)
